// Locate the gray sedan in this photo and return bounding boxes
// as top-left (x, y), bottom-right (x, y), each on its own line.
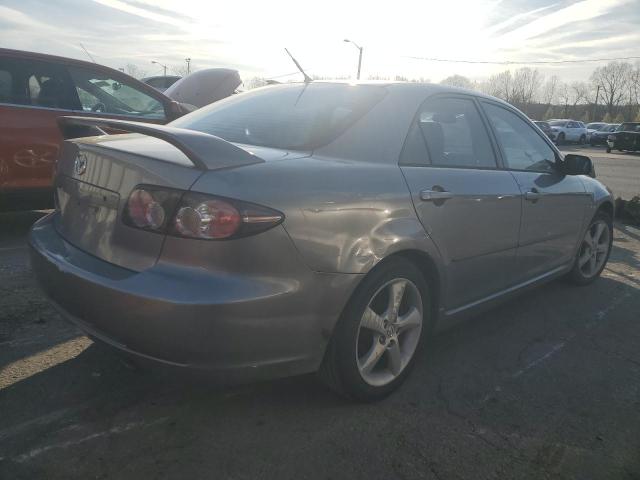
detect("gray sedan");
top-left (30, 82), bottom-right (614, 401)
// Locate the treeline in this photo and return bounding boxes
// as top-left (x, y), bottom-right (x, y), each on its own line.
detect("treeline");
top-left (243, 60), bottom-right (640, 123)
top-left (440, 61), bottom-right (640, 122)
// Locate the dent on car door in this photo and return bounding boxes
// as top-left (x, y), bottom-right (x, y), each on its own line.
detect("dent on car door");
top-left (481, 102), bottom-right (590, 282)
top-left (0, 58), bottom-right (76, 192)
top-left (399, 96), bottom-right (522, 311)
top-left (65, 66), bottom-right (168, 124)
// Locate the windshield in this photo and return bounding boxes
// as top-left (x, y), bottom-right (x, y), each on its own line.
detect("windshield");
top-left (549, 120), bottom-right (567, 127)
top-left (587, 123), bottom-right (605, 129)
top-left (171, 83), bottom-right (387, 150)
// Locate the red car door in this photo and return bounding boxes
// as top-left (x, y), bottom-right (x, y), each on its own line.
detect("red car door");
top-left (0, 58), bottom-right (76, 197)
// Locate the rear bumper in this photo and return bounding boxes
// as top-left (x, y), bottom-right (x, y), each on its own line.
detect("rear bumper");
top-left (29, 213), bottom-right (359, 382)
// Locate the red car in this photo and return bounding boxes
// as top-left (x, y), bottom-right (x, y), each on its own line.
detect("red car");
top-left (0, 48), bottom-right (189, 210)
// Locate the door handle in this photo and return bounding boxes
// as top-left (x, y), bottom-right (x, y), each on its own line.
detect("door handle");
top-left (524, 189), bottom-right (541, 202)
top-left (420, 189), bottom-right (454, 202)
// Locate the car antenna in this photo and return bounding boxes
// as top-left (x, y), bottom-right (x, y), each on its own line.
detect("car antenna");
top-left (79, 43), bottom-right (96, 63)
top-left (284, 48), bottom-right (312, 83)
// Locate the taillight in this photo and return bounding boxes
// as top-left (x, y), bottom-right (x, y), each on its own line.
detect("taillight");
top-left (122, 187), bottom-right (181, 232)
top-left (123, 186), bottom-right (283, 240)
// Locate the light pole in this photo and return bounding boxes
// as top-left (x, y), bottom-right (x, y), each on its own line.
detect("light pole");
top-left (185, 58), bottom-right (191, 75)
top-left (151, 60), bottom-right (168, 76)
top-left (343, 39), bottom-right (363, 80)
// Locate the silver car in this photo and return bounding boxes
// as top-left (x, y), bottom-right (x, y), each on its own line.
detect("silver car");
top-left (30, 82), bottom-right (614, 401)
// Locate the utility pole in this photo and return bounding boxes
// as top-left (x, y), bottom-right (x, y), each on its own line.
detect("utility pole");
top-left (593, 85), bottom-right (601, 121)
top-left (185, 58), bottom-right (191, 75)
top-left (343, 39), bottom-right (363, 80)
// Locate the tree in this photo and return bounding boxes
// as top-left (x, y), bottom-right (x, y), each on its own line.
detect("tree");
top-left (635, 109), bottom-right (640, 122)
top-left (602, 112), bottom-right (613, 123)
top-left (124, 64), bottom-right (146, 79)
top-left (543, 106), bottom-right (555, 120)
top-left (591, 61), bottom-right (632, 115)
top-left (581, 111), bottom-right (591, 123)
top-left (243, 77), bottom-right (267, 90)
top-left (486, 70), bottom-right (513, 102)
top-left (614, 112), bottom-right (625, 123)
top-left (542, 75), bottom-right (560, 106)
top-left (440, 74), bottom-right (473, 89)
top-left (512, 67), bottom-right (543, 108)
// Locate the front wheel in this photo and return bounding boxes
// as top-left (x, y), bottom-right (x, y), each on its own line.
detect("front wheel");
top-left (319, 258), bottom-right (430, 401)
top-left (557, 133), bottom-right (565, 145)
top-left (606, 146), bottom-right (612, 153)
top-left (579, 135), bottom-right (586, 144)
top-left (567, 212), bottom-right (613, 285)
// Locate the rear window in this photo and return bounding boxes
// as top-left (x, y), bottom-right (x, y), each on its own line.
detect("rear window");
top-left (171, 83), bottom-right (386, 150)
top-left (549, 120), bottom-right (567, 127)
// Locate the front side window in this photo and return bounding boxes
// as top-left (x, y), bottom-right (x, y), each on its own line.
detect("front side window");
top-left (483, 102), bottom-right (557, 173)
top-left (400, 97), bottom-right (497, 168)
top-left (171, 83), bottom-right (386, 150)
top-left (67, 66), bottom-right (165, 120)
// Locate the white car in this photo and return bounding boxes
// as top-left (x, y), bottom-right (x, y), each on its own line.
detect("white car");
top-left (548, 119), bottom-right (588, 144)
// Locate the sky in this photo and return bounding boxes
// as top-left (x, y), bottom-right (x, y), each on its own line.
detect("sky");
top-left (1, 0), bottom-right (639, 83)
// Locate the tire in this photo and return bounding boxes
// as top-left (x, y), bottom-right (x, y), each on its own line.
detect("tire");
top-left (566, 211), bottom-right (613, 285)
top-left (606, 146), bottom-right (612, 153)
top-left (319, 258), bottom-right (431, 402)
top-left (557, 132), bottom-right (565, 145)
top-left (579, 135), bottom-right (586, 145)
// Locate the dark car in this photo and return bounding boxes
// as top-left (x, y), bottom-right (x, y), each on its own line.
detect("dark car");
top-left (590, 124), bottom-right (619, 146)
top-left (533, 120), bottom-right (555, 141)
top-left (0, 48), bottom-right (190, 211)
top-left (606, 122), bottom-right (640, 153)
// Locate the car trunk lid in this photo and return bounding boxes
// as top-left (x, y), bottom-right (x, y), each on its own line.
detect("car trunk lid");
top-left (54, 136), bottom-right (205, 271)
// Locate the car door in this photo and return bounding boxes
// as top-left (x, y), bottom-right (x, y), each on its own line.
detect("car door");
top-left (400, 95), bottom-right (522, 311)
top-left (65, 65), bottom-right (170, 125)
top-left (0, 57), bottom-right (77, 195)
top-left (567, 121), bottom-right (580, 141)
top-left (480, 101), bottom-right (591, 283)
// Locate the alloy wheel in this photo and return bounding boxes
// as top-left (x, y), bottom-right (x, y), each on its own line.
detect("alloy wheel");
top-left (577, 219), bottom-right (611, 277)
top-left (356, 278), bottom-right (423, 387)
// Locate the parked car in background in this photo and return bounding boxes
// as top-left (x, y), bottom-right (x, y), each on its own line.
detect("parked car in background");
top-left (585, 122), bottom-right (607, 141)
top-left (164, 68), bottom-right (242, 109)
top-left (548, 119), bottom-right (588, 144)
top-left (0, 48), bottom-right (190, 210)
top-left (142, 75), bottom-right (182, 92)
top-left (30, 82), bottom-right (613, 401)
top-left (533, 120), bottom-right (556, 141)
top-left (606, 122), bottom-right (640, 153)
top-left (590, 124), bottom-right (619, 146)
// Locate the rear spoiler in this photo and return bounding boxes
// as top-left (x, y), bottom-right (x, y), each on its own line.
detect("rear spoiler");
top-left (58, 116), bottom-right (263, 170)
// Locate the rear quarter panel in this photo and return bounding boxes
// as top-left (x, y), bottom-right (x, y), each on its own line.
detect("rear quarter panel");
top-left (189, 156), bottom-right (444, 277)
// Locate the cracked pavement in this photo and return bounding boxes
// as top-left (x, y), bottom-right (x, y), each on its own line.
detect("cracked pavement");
top-left (0, 210), bottom-right (639, 479)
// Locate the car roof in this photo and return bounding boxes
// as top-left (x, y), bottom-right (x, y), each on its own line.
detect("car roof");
top-left (280, 80), bottom-right (516, 108)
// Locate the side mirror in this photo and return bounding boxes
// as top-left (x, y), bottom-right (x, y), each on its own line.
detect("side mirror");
top-left (563, 154), bottom-right (595, 177)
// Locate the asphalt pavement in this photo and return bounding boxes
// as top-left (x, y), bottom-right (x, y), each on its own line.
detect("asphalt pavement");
top-left (560, 145), bottom-right (639, 201)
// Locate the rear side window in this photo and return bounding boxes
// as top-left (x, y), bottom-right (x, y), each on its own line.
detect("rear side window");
top-left (67, 66), bottom-right (166, 120)
top-left (0, 58), bottom-right (75, 109)
top-left (483, 103), bottom-right (556, 173)
top-left (171, 83), bottom-right (386, 150)
top-left (400, 97), bottom-right (497, 168)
